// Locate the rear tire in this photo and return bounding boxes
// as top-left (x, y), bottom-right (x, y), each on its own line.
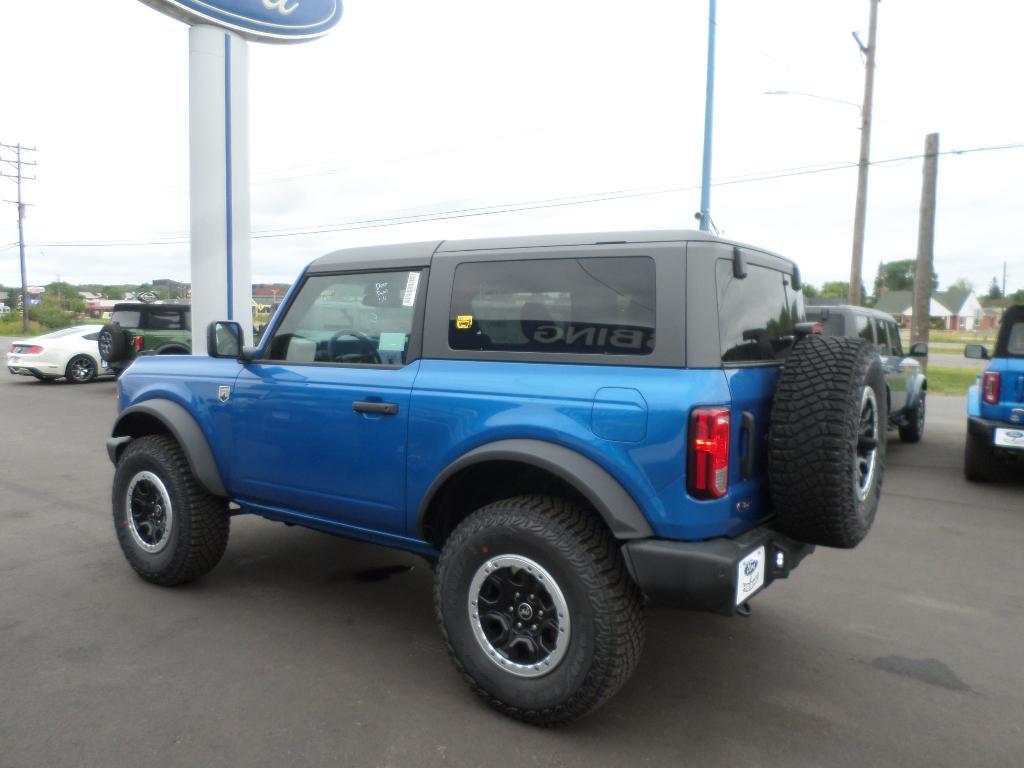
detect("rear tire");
top-left (899, 391), bottom-right (926, 443)
top-left (65, 354), bottom-right (97, 384)
top-left (435, 496), bottom-right (644, 725)
top-left (113, 434), bottom-right (229, 585)
top-left (769, 335), bottom-right (887, 549)
top-left (964, 431), bottom-right (996, 483)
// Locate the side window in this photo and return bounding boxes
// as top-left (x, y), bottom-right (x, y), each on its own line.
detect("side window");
top-left (1006, 322), bottom-right (1024, 356)
top-left (888, 322), bottom-right (903, 356)
top-left (449, 257), bottom-right (655, 355)
top-left (873, 318), bottom-right (891, 355)
top-left (266, 270), bottom-right (422, 366)
top-left (146, 310), bottom-right (186, 331)
top-left (716, 259), bottom-right (794, 363)
top-left (855, 314), bottom-right (874, 343)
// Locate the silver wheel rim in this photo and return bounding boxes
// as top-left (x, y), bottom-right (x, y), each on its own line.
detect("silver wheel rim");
top-left (70, 357), bottom-right (93, 381)
top-left (467, 554), bottom-right (571, 678)
top-left (856, 386), bottom-right (880, 501)
top-left (125, 471), bottom-right (173, 554)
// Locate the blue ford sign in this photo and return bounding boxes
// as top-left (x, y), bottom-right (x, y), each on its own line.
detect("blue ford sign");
top-left (138, 0), bottom-right (342, 43)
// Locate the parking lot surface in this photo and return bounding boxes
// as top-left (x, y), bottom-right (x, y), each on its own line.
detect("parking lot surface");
top-left (1, 370), bottom-right (1021, 768)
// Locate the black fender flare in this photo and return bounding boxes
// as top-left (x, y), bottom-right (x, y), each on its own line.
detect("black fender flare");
top-left (907, 372), bottom-right (927, 409)
top-left (417, 439), bottom-right (654, 540)
top-left (108, 400), bottom-right (227, 497)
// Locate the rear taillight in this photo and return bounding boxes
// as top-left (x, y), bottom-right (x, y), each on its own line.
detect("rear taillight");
top-left (982, 371), bottom-right (1000, 404)
top-left (133, 335), bottom-right (144, 352)
top-left (688, 407), bottom-right (731, 499)
top-left (23, 345), bottom-right (43, 355)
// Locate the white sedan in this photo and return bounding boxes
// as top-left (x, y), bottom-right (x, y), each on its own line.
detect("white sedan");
top-left (6, 325), bottom-right (112, 384)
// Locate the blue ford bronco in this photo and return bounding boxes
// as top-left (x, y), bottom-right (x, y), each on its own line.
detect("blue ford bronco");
top-left (107, 230), bottom-right (886, 724)
top-left (963, 304), bottom-right (1024, 481)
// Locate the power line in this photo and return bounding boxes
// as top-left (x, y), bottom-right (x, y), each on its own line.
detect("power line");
top-left (29, 140), bottom-right (1024, 249)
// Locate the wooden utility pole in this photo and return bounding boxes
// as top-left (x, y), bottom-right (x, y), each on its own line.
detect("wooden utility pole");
top-left (0, 142), bottom-right (38, 333)
top-left (911, 133), bottom-right (939, 354)
top-left (848, 0), bottom-right (880, 306)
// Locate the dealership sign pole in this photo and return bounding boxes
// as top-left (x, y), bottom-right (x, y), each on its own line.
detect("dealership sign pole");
top-left (137, 1), bottom-right (342, 353)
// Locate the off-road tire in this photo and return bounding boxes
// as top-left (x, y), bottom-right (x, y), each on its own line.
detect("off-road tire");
top-left (65, 354), bottom-right (97, 384)
top-left (113, 434), bottom-right (229, 585)
top-left (98, 324), bottom-right (129, 363)
top-left (435, 496), bottom-right (644, 726)
top-left (769, 335), bottom-right (887, 548)
top-left (899, 391), bottom-right (926, 443)
top-left (963, 431), bottom-right (996, 483)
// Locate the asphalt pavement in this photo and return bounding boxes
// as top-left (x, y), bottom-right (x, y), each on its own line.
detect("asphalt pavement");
top-left (1, 369), bottom-right (1022, 768)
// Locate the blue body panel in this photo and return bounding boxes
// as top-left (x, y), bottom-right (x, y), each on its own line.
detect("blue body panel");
top-left (978, 356), bottom-right (1024, 424)
top-left (406, 360), bottom-right (771, 541)
top-left (116, 345), bottom-right (780, 553)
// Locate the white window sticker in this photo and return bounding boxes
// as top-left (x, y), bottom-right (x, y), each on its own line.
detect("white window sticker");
top-left (402, 272), bottom-right (421, 307)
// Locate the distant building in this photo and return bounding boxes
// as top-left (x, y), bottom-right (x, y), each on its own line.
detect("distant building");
top-left (874, 288), bottom-right (983, 330)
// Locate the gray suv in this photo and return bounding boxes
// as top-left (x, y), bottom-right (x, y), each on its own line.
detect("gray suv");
top-left (807, 305), bottom-right (928, 442)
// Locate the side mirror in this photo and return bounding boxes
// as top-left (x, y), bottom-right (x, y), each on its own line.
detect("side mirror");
top-left (964, 344), bottom-right (989, 360)
top-left (909, 341), bottom-right (928, 358)
top-left (208, 321), bottom-right (243, 359)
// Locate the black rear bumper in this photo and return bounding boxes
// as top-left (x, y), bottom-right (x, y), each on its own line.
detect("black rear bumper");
top-left (621, 525), bottom-right (814, 616)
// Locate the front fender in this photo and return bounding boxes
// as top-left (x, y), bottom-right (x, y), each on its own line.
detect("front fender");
top-left (907, 373), bottom-right (927, 409)
top-left (110, 399), bottom-right (228, 497)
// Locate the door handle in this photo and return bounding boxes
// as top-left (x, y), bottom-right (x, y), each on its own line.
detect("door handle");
top-left (740, 411), bottom-right (755, 480)
top-left (353, 400), bottom-right (399, 416)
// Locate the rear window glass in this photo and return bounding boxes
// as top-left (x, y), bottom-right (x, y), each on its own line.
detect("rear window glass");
top-left (716, 260), bottom-right (799, 363)
top-left (146, 310), bottom-right (188, 331)
top-left (856, 315), bottom-right (873, 343)
top-left (449, 257), bottom-right (655, 355)
top-left (111, 310), bottom-right (141, 327)
top-left (1006, 322), bottom-right (1024, 356)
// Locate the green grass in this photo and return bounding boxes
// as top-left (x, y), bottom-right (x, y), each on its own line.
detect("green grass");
top-left (926, 366), bottom-right (980, 395)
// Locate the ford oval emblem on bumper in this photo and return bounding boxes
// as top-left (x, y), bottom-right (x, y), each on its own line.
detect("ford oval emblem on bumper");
top-left (138, 0), bottom-right (343, 43)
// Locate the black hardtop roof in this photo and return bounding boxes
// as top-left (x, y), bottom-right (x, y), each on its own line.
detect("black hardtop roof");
top-left (306, 229), bottom-right (796, 274)
top-left (113, 302), bottom-right (191, 311)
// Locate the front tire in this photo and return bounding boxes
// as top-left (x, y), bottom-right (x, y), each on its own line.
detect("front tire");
top-left (113, 434), bottom-right (230, 585)
top-left (899, 391), bottom-right (926, 443)
top-left (65, 354), bottom-right (97, 384)
top-left (435, 496), bottom-right (644, 726)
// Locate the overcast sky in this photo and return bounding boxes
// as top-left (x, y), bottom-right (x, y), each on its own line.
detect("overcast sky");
top-left (1, 0), bottom-right (1021, 293)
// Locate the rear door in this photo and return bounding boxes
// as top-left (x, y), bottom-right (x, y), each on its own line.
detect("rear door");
top-left (708, 247), bottom-right (802, 528)
top-left (873, 317), bottom-right (907, 413)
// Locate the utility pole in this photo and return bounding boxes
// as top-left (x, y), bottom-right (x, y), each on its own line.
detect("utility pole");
top-left (697, 0), bottom-right (717, 232)
top-left (911, 133), bottom-right (939, 356)
top-left (848, 0), bottom-right (880, 306)
top-left (1, 142), bottom-right (38, 333)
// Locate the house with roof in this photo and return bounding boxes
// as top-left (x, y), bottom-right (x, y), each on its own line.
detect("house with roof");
top-left (874, 288), bottom-right (982, 330)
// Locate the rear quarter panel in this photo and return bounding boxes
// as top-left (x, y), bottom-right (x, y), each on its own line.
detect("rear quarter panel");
top-left (407, 360), bottom-right (762, 541)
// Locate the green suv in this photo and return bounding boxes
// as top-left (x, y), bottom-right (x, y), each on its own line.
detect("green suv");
top-left (97, 303), bottom-right (191, 375)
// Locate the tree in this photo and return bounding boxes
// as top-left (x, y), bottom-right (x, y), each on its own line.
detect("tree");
top-left (801, 283), bottom-right (820, 299)
top-left (988, 277), bottom-right (1003, 300)
top-left (876, 259), bottom-right (939, 293)
top-left (948, 277), bottom-right (974, 294)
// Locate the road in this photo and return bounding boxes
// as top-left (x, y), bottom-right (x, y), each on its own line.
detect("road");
top-left (0, 371), bottom-right (1022, 768)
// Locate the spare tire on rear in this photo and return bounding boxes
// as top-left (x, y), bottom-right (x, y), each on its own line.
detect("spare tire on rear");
top-left (98, 324), bottom-right (128, 362)
top-left (768, 334), bottom-right (886, 549)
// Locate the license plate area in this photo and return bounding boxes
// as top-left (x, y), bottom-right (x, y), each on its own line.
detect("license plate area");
top-left (994, 428), bottom-right (1024, 449)
top-left (736, 546), bottom-right (766, 605)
